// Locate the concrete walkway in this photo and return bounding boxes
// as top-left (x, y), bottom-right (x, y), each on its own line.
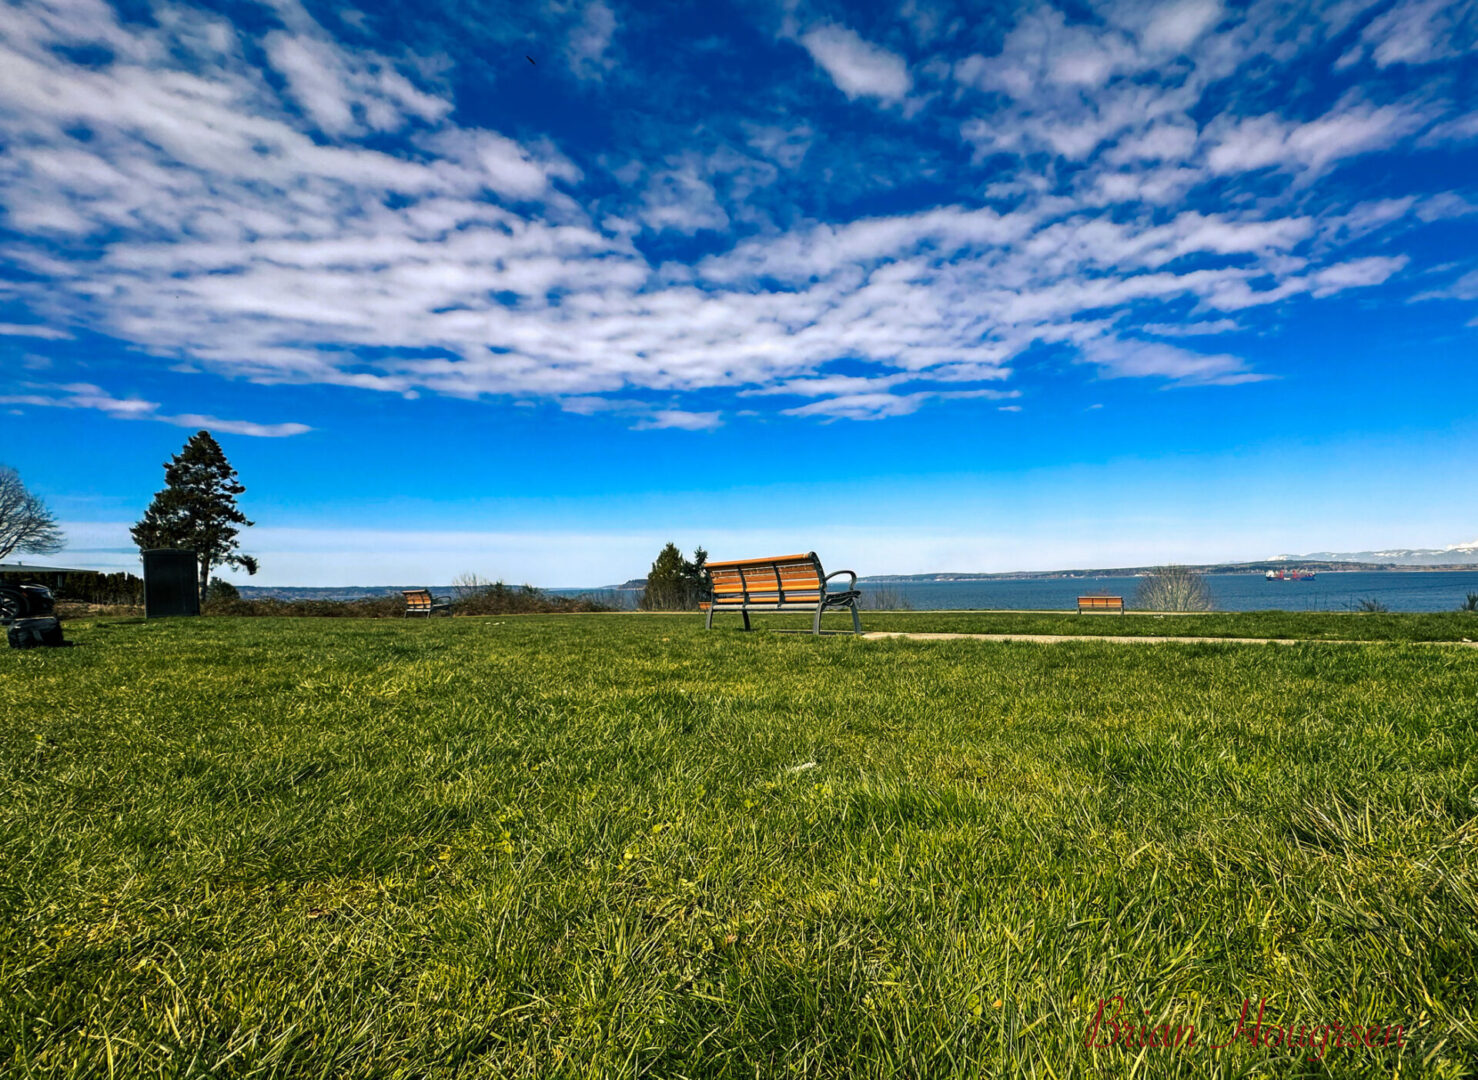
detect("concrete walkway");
top-left (860, 631), bottom-right (1478, 647)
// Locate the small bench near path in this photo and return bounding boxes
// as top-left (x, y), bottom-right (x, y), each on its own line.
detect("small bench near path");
top-left (1078, 595), bottom-right (1125, 614)
top-left (402, 589), bottom-right (451, 617)
top-left (703, 552), bottom-right (862, 635)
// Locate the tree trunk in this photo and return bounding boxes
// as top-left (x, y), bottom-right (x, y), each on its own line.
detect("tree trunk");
top-left (199, 558), bottom-right (210, 605)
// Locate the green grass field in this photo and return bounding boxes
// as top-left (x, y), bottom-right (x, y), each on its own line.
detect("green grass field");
top-left (762, 608), bottom-right (1478, 641)
top-left (3, 614), bottom-right (1476, 1077)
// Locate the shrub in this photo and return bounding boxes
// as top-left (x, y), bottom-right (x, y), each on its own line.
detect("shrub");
top-left (1460, 592), bottom-right (1478, 613)
top-left (204, 596), bottom-right (407, 618)
top-left (205, 577), bottom-right (240, 608)
top-left (39, 571), bottom-right (144, 606)
top-left (863, 585), bottom-right (914, 610)
top-left (1353, 597), bottom-right (1390, 613)
top-left (1134, 566), bottom-right (1214, 611)
top-left (447, 574), bottom-right (619, 616)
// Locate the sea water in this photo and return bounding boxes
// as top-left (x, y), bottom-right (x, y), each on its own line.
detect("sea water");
top-left (857, 570), bottom-right (1478, 613)
top-left (556, 569), bottom-right (1478, 612)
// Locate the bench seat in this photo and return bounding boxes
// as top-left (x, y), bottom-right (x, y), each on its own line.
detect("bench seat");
top-left (1077, 595), bottom-right (1125, 614)
top-left (704, 553), bottom-right (862, 634)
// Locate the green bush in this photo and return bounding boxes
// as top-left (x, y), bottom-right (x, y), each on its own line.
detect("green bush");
top-left (204, 577), bottom-right (240, 608)
top-left (34, 571), bottom-right (144, 606)
top-left (448, 579), bottom-right (615, 616)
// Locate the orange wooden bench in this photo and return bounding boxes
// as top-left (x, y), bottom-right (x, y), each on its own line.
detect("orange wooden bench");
top-left (1077, 595), bottom-right (1125, 614)
top-left (702, 552), bottom-right (862, 634)
top-left (402, 588), bottom-right (450, 617)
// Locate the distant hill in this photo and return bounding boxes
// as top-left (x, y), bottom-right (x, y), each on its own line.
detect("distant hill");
top-left (859, 559), bottom-right (1395, 582)
top-left (1271, 541), bottom-right (1478, 566)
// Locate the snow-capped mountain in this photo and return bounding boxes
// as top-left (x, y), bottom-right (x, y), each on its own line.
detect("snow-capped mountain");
top-left (1272, 541), bottom-right (1478, 566)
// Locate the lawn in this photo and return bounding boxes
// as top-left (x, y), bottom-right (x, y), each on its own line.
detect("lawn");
top-left (764, 608), bottom-right (1478, 642)
top-left (3, 614), bottom-right (1476, 1078)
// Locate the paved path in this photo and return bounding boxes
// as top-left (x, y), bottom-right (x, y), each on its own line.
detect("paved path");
top-left (860, 631), bottom-right (1478, 647)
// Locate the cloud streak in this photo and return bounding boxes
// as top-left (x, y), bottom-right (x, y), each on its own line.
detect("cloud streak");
top-left (0, 383), bottom-right (311, 437)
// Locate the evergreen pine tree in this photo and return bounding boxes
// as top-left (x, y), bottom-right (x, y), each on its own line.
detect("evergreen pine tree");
top-left (640, 543), bottom-right (708, 610)
top-left (130, 431), bottom-right (259, 602)
top-left (684, 546), bottom-right (708, 604)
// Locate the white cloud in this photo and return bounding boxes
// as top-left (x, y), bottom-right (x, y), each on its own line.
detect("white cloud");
top-left (567, 1), bottom-right (618, 80)
top-left (0, 323), bottom-right (71, 339)
top-left (1420, 112), bottom-right (1478, 146)
top-left (633, 409), bottom-right (723, 430)
top-left (1339, 0), bottom-right (1477, 68)
top-left (799, 25), bottom-right (912, 103)
top-left (1104, 122), bottom-right (1199, 163)
top-left (1136, 318), bottom-right (1240, 337)
top-left (1204, 99), bottom-right (1431, 175)
top-left (1080, 339), bottom-right (1264, 386)
top-left (0, 382), bottom-right (310, 436)
top-left (266, 33), bottom-right (357, 134)
top-left (1411, 268), bottom-right (1478, 301)
top-left (955, 8), bottom-right (1141, 97)
top-left (1138, 0), bottom-right (1224, 53)
top-left (743, 122), bottom-right (813, 168)
top-left (781, 388), bottom-right (1012, 421)
top-left (636, 160), bottom-right (730, 234)
top-left (744, 373), bottom-right (910, 397)
top-left (558, 397), bottom-right (723, 430)
top-left (1309, 254), bottom-right (1408, 296)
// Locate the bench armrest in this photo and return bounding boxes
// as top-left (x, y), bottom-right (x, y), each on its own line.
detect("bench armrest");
top-left (823, 569), bottom-right (857, 591)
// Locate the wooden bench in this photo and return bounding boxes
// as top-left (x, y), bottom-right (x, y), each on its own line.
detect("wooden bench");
top-left (1077, 595), bottom-right (1125, 614)
top-left (402, 588), bottom-right (451, 617)
top-left (702, 552), bottom-right (862, 635)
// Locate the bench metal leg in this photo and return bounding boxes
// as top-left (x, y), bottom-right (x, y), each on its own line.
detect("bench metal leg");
top-left (741, 610), bottom-right (751, 631)
top-left (851, 604), bottom-right (861, 634)
top-left (705, 605), bottom-right (714, 630)
top-left (812, 605), bottom-right (823, 635)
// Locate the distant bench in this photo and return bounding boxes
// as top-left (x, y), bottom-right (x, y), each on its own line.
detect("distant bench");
top-left (402, 589), bottom-right (451, 617)
top-left (702, 552), bottom-right (862, 635)
top-left (1077, 595), bottom-right (1125, 614)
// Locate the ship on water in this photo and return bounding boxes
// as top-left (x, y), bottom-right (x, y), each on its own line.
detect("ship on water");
top-left (1265, 569), bottom-right (1317, 580)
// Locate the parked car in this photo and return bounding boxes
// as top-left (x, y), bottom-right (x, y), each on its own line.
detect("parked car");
top-left (0, 583), bottom-right (55, 624)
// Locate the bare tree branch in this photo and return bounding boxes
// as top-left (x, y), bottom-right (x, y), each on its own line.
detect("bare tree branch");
top-left (1134, 565), bottom-right (1214, 612)
top-left (0, 466), bottom-right (65, 562)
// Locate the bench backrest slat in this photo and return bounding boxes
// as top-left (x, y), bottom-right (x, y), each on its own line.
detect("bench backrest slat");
top-left (706, 552), bottom-right (815, 570)
top-left (706, 553), bottom-right (825, 603)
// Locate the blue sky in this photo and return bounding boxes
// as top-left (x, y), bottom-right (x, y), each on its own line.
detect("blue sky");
top-left (2, 0), bottom-right (1476, 585)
